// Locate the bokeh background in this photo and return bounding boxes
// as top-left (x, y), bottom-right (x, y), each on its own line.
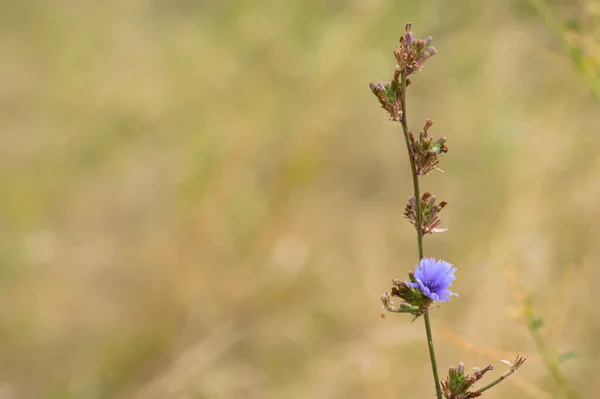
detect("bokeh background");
top-left (2, 0), bottom-right (600, 398)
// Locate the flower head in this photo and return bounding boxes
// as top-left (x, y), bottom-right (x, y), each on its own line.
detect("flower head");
top-left (406, 258), bottom-right (457, 302)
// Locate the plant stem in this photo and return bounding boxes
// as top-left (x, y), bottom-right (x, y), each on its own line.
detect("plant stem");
top-left (528, 0), bottom-right (600, 100)
top-left (475, 371), bottom-right (514, 395)
top-left (399, 72), bottom-right (424, 260)
top-left (399, 71), bottom-right (442, 399)
top-left (423, 310), bottom-right (443, 399)
top-left (524, 302), bottom-right (580, 399)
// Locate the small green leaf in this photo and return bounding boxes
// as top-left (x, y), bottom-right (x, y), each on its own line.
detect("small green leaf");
top-left (558, 350), bottom-right (577, 363)
top-left (530, 317), bottom-right (545, 330)
top-left (432, 144), bottom-right (444, 154)
top-left (564, 19), bottom-right (580, 32)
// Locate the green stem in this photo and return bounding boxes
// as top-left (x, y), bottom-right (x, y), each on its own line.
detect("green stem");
top-left (476, 370), bottom-right (515, 395)
top-left (423, 310), bottom-right (443, 399)
top-left (399, 72), bottom-right (424, 260)
top-left (528, 0), bottom-right (600, 100)
top-left (399, 71), bottom-right (442, 399)
top-left (524, 303), bottom-right (580, 399)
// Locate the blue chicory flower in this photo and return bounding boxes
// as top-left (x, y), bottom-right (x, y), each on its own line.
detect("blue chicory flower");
top-left (406, 258), bottom-right (457, 302)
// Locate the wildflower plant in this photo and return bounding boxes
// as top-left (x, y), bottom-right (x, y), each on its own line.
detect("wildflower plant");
top-left (371, 23), bottom-right (527, 398)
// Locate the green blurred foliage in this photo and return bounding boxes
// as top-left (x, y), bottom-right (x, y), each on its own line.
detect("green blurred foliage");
top-left (1, 0), bottom-right (599, 398)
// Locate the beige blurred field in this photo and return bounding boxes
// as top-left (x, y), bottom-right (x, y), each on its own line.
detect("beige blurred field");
top-left (1, 0), bottom-right (600, 398)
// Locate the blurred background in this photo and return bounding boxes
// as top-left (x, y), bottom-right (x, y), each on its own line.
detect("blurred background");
top-left (1, 0), bottom-right (600, 398)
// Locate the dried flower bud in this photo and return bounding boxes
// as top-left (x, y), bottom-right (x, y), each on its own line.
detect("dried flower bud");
top-left (370, 24), bottom-right (429, 119)
top-left (441, 362), bottom-right (493, 399)
top-left (393, 23), bottom-right (437, 76)
top-left (408, 119), bottom-right (448, 175)
top-left (441, 355), bottom-right (528, 398)
top-left (404, 192), bottom-right (448, 234)
top-left (368, 79), bottom-right (404, 121)
top-left (380, 282), bottom-right (424, 320)
top-left (499, 354), bottom-right (528, 375)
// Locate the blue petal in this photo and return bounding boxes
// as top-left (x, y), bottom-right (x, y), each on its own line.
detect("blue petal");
top-left (410, 258), bottom-right (458, 302)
